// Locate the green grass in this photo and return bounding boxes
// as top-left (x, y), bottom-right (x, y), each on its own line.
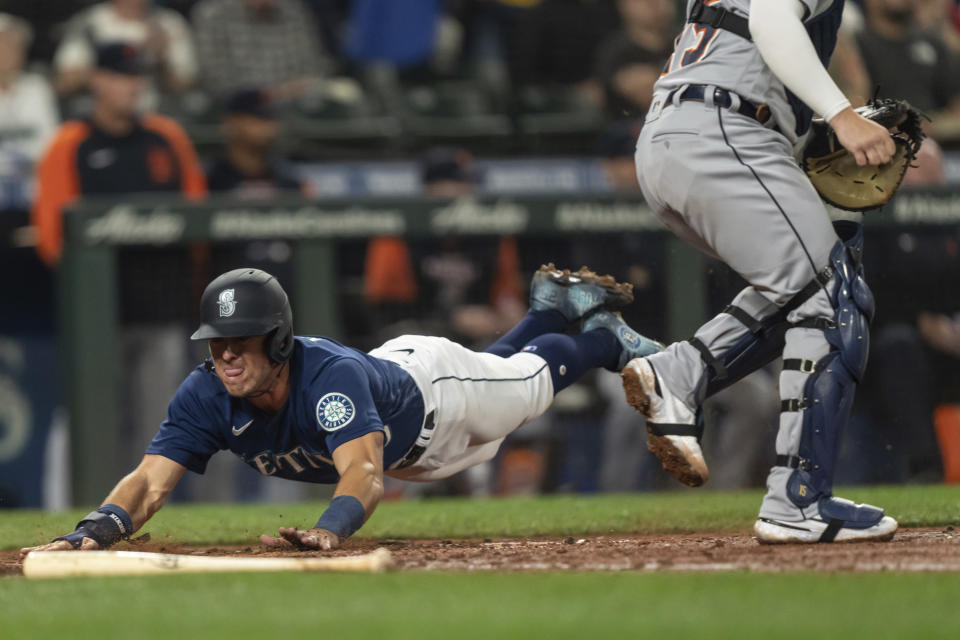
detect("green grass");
top-left (2, 484), bottom-right (959, 550)
top-left (2, 571), bottom-right (960, 639)
top-left (4, 485), bottom-right (960, 639)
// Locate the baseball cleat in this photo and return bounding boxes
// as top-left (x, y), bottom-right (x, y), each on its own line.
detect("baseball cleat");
top-left (621, 357), bottom-right (708, 487)
top-left (529, 264), bottom-right (633, 323)
top-left (754, 506), bottom-right (898, 544)
top-left (582, 310), bottom-right (663, 371)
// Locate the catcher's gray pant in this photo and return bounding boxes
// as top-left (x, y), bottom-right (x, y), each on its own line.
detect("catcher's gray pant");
top-left (635, 94), bottom-right (841, 520)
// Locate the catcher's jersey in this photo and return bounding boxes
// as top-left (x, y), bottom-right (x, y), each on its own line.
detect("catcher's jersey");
top-left (146, 337), bottom-right (424, 483)
top-left (655, 0), bottom-right (840, 141)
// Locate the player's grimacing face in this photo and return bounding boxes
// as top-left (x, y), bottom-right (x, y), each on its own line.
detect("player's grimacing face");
top-left (209, 335), bottom-right (275, 397)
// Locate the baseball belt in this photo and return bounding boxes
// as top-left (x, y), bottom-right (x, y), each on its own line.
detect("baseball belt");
top-left (665, 85), bottom-right (778, 132)
top-left (393, 409), bottom-right (437, 469)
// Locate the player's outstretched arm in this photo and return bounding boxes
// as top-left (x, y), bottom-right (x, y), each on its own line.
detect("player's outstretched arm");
top-left (750, 0), bottom-right (894, 165)
top-left (18, 454), bottom-right (186, 560)
top-left (262, 431), bottom-right (385, 551)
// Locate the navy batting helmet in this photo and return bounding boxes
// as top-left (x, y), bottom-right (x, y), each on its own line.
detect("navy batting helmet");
top-left (191, 268), bottom-right (294, 364)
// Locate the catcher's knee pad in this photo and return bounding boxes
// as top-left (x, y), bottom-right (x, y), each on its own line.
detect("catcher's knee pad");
top-left (699, 286), bottom-right (790, 399)
top-left (699, 279), bottom-right (829, 400)
top-left (783, 222), bottom-right (874, 509)
top-left (700, 221), bottom-right (871, 400)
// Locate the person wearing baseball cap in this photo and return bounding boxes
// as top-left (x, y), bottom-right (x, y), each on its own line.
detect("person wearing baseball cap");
top-left (206, 87), bottom-right (302, 308)
top-left (32, 42), bottom-right (206, 265)
top-left (32, 43), bottom-right (209, 495)
top-left (95, 41), bottom-right (151, 75)
top-left (52, 0), bottom-right (198, 100)
top-left (19, 263), bottom-right (657, 556)
top-left (0, 12), bottom-right (59, 193)
top-left (205, 87), bottom-right (303, 198)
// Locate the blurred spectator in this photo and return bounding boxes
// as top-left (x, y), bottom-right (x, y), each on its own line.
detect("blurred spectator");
top-left (903, 137), bottom-right (948, 186)
top-left (206, 88), bottom-right (303, 197)
top-left (420, 146), bottom-right (477, 198)
top-left (343, 0), bottom-right (465, 118)
top-left (839, 220), bottom-right (960, 485)
top-left (830, 4), bottom-right (873, 107)
top-left (856, 0), bottom-right (960, 141)
top-left (53, 0), bottom-right (198, 108)
top-left (363, 147), bottom-right (524, 344)
top-left (0, 1), bottom-right (89, 63)
top-left (33, 43), bottom-right (206, 265)
top-left (460, 0), bottom-right (531, 99)
top-left (206, 87), bottom-right (300, 340)
top-left (509, 0), bottom-right (620, 104)
top-left (191, 0), bottom-right (329, 100)
top-left (32, 42), bottom-right (207, 485)
top-left (918, 311), bottom-right (960, 358)
top-left (595, 121), bottom-right (641, 191)
top-left (302, 0), bottom-right (350, 60)
top-left (418, 147), bottom-right (524, 346)
top-left (953, 0), bottom-right (960, 50)
top-left (0, 13), bottom-right (59, 209)
top-left (344, 0), bottom-right (445, 73)
top-left (594, 0), bottom-right (675, 120)
top-left (838, 322), bottom-right (946, 484)
top-left (915, 0), bottom-right (960, 55)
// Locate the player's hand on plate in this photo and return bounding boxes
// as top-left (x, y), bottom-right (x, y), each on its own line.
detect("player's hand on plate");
top-left (830, 107), bottom-right (897, 167)
top-left (261, 527), bottom-right (341, 551)
top-left (18, 536), bottom-right (99, 561)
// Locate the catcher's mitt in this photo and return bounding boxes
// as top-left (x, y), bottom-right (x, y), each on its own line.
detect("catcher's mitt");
top-left (802, 98), bottom-right (927, 212)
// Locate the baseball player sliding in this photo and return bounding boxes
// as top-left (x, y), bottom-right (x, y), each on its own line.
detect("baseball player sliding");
top-left (20, 266), bottom-right (659, 557)
top-left (627, 0), bottom-right (898, 542)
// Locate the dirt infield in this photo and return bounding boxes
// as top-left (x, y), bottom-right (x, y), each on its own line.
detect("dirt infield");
top-left (4, 527), bottom-right (960, 576)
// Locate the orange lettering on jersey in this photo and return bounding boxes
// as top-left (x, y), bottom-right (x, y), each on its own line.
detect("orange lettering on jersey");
top-left (680, 25), bottom-right (720, 67)
top-left (660, 53), bottom-right (675, 78)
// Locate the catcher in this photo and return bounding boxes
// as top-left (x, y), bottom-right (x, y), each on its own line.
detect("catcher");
top-left (630, 0), bottom-right (924, 544)
top-left (20, 266), bottom-right (661, 558)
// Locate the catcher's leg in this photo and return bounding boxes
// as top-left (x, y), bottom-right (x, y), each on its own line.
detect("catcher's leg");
top-left (620, 277), bottom-right (832, 486)
top-left (629, 103), bottom-right (839, 487)
top-left (754, 223), bottom-right (897, 543)
top-left (666, 219), bottom-right (864, 402)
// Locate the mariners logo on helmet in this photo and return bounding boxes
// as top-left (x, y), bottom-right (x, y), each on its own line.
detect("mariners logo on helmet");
top-left (218, 289), bottom-right (237, 317)
top-left (316, 393), bottom-right (356, 431)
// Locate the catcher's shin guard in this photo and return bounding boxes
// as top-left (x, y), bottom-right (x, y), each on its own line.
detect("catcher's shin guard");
top-left (780, 222), bottom-right (874, 510)
top-left (698, 221), bottom-right (860, 400)
top-left (694, 285), bottom-right (825, 401)
top-left (643, 264), bottom-right (832, 488)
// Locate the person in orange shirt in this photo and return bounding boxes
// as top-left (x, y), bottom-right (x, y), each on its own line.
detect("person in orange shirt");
top-left (32, 42), bottom-right (209, 487)
top-left (32, 42), bottom-right (206, 266)
top-left (363, 147), bottom-right (524, 342)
